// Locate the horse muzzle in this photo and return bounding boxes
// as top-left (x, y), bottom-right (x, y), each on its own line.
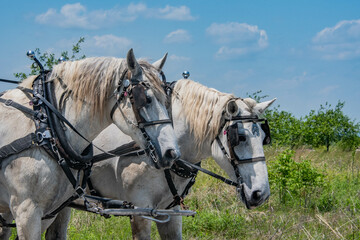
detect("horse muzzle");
top-left (237, 184), bottom-right (270, 209)
top-left (152, 148), bottom-right (180, 169)
top-left (163, 149), bottom-right (181, 167)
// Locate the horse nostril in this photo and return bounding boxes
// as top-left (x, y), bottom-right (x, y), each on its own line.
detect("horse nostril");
top-left (252, 190), bottom-right (262, 202)
top-left (165, 149), bottom-right (180, 160)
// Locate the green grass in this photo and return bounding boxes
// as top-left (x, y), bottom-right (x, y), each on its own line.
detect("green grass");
top-left (9, 147), bottom-right (360, 239)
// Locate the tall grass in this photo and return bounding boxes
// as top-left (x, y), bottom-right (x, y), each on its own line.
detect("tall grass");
top-left (9, 147), bottom-right (360, 239)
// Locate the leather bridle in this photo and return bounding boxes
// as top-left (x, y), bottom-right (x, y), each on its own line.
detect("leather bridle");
top-left (214, 114), bottom-right (270, 206)
top-left (110, 68), bottom-right (172, 167)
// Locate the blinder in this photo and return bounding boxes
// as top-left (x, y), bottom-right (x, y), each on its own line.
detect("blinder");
top-left (260, 120), bottom-right (271, 145)
top-left (227, 123), bottom-right (245, 146)
top-left (226, 119), bottom-right (271, 147)
top-left (131, 84), bottom-right (148, 110)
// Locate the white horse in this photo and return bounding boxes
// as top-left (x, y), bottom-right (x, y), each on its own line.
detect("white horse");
top-left (46, 79), bottom-right (276, 240)
top-left (0, 49), bottom-right (180, 239)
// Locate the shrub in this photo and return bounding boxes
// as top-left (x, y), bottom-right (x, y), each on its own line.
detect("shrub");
top-left (268, 150), bottom-right (325, 207)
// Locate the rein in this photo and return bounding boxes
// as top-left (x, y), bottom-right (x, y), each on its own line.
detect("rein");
top-left (176, 158), bottom-right (238, 187)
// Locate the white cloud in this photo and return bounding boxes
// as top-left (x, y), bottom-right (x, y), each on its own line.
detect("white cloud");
top-left (275, 72), bottom-right (308, 90)
top-left (206, 22), bottom-right (268, 59)
top-left (55, 34), bottom-right (134, 57)
top-left (164, 29), bottom-right (191, 43)
top-left (312, 19), bottom-right (360, 60)
top-left (91, 35), bottom-right (132, 51)
top-left (169, 54), bottom-right (191, 61)
top-left (156, 5), bottom-right (195, 21)
top-left (56, 35), bottom-right (132, 56)
top-left (36, 3), bottom-right (91, 29)
top-left (319, 85), bottom-right (339, 95)
top-left (35, 3), bottom-right (195, 29)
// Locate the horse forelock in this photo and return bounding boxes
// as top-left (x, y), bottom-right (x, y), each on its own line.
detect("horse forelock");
top-left (173, 80), bottom-right (235, 146)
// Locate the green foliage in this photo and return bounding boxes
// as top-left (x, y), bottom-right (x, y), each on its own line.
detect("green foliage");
top-left (268, 149), bottom-right (325, 207)
top-left (247, 90), bottom-right (359, 151)
top-left (303, 101), bottom-right (360, 151)
top-left (14, 37), bottom-right (85, 81)
top-left (246, 90), bottom-right (269, 103)
top-left (264, 106), bottom-right (303, 148)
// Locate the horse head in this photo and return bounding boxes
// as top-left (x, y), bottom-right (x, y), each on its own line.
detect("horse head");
top-left (212, 97), bottom-right (276, 209)
top-left (110, 49), bottom-right (180, 169)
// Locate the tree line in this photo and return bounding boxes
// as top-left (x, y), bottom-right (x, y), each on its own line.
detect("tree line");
top-left (248, 91), bottom-right (360, 151)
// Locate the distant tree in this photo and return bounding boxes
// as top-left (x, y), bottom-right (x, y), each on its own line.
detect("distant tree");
top-left (247, 90), bottom-right (303, 148)
top-left (303, 101), bottom-right (360, 151)
top-left (264, 106), bottom-right (303, 148)
top-left (246, 90), bottom-right (269, 103)
top-left (14, 37), bottom-right (85, 80)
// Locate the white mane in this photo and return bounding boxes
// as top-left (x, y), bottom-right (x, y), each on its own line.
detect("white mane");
top-left (19, 57), bottom-right (167, 116)
top-left (173, 79), bottom-right (235, 144)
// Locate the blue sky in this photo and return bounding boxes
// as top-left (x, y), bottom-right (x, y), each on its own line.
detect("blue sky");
top-left (1, 1), bottom-right (360, 121)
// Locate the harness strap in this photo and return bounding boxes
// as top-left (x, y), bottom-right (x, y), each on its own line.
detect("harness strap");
top-left (164, 169), bottom-right (184, 209)
top-left (0, 78), bottom-right (20, 84)
top-left (0, 97), bottom-right (36, 117)
top-left (0, 133), bottom-right (37, 161)
top-left (177, 158), bottom-right (238, 187)
top-left (58, 159), bottom-right (78, 188)
top-left (34, 93), bottom-right (92, 147)
top-left (42, 166), bottom-right (91, 220)
top-left (138, 119), bottom-right (172, 127)
top-left (164, 162), bottom-right (201, 209)
top-left (233, 157), bottom-right (266, 164)
top-left (92, 141), bottom-right (143, 163)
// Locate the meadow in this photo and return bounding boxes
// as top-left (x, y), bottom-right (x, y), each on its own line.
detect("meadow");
top-left (8, 146), bottom-right (360, 239)
top-left (34, 147), bottom-right (359, 239)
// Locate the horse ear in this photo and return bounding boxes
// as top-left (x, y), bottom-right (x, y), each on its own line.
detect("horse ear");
top-left (126, 48), bottom-right (142, 77)
top-left (254, 98), bottom-right (277, 114)
top-left (152, 53), bottom-right (168, 71)
top-left (226, 99), bottom-right (240, 117)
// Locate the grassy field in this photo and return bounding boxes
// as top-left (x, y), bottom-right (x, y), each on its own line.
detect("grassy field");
top-left (9, 147), bottom-right (360, 239)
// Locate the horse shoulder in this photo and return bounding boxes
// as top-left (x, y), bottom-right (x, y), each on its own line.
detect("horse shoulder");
top-left (0, 89), bottom-right (35, 146)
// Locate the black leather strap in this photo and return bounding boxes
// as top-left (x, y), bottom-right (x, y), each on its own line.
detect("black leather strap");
top-left (92, 141), bottom-right (142, 163)
top-left (0, 97), bottom-right (36, 117)
top-left (164, 169), bottom-right (183, 209)
top-left (0, 133), bottom-right (37, 161)
top-left (176, 158), bottom-right (238, 187)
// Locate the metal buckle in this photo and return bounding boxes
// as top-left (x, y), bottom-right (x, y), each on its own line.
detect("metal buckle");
top-left (74, 186), bottom-right (85, 198)
top-left (36, 130), bottom-right (52, 144)
top-left (4, 99), bottom-right (13, 106)
top-left (146, 142), bottom-right (157, 163)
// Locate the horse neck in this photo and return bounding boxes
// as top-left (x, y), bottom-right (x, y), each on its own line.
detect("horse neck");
top-left (171, 97), bottom-right (213, 163)
top-left (54, 84), bottom-right (113, 153)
